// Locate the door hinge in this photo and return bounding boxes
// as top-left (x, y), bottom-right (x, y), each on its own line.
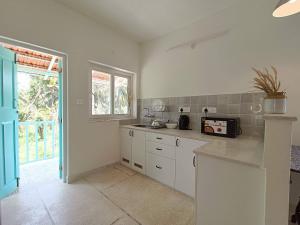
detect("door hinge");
top-left (58, 117), bottom-right (63, 124)
top-left (17, 177), bottom-right (20, 187)
top-left (59, 165), bottom-right (63, 171)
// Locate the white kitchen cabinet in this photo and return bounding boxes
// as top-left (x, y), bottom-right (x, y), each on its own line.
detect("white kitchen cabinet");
top-left (121, 128), bottom-right (209, 197)
top-left (120, 128), bottom-right (146, 174)
top-left (120, 128), bottom-right (132, 167)
top-left (175, 137), bottom-right (207, 197)
top-left (131, 129), bottom-right (146, 174)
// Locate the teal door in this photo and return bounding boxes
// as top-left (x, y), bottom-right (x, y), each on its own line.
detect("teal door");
top-left (58, 60), bottom-right (63, 179)
top-left (0, 46), bottom-right (19, 199)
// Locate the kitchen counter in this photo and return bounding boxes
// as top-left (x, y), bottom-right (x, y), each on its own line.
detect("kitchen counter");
top-left (121, 125), bottom-right (264, 168)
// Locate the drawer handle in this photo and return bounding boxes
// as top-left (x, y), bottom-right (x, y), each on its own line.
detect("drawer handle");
top-left (156, 165), bottom-right (162, 169)
top-left (122, 158), bottom-right (130, 164)
top-left (193, 155), bottom-right (196, 167)
top-left (134, 163), bottom-right (143, 169)
top-left (155, 148), bottom-right (163, 151)
top-left (156, 137), bottom-right (163, 140)
top-left (176, 138), bottom-right (180, 147)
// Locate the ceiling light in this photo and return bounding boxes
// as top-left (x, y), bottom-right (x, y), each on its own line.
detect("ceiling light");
top-left (273, 0), bottom-right (300, 17)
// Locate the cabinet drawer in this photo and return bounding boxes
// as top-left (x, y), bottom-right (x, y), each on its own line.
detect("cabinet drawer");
top-left (146, 132), bottom-right (176, 146)
top-left (146, 153), bottom-right (175, 187)
top-left (146, 141), bottom-right (175, 159)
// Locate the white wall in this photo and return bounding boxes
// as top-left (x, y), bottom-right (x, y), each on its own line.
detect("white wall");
top-left (0, 0), bottom-right (139, 179)
top-left (141, 0), bottom-right (300, 145)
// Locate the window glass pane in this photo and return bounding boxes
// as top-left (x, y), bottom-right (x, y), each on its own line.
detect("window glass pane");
top-left (114, 76), bottom-right (129, 115)
top-left (92, 70), bottom-right (111, 115)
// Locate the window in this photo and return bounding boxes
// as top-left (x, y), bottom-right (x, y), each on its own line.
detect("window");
top-left (92, 70), bottom-right (111, 115)
top-left (114, 76), bottom-right (129, 115)
top-left (90, 62), bottom-right (133, 119)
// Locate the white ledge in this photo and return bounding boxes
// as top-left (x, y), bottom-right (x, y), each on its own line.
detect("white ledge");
top-left (263, 114), bottom-right (297, 122)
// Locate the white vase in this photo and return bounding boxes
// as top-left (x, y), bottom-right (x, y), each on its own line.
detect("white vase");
top-left (264, 97), bottom-right (287, 114)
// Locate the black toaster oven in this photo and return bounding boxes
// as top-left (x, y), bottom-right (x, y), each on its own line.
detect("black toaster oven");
top-left (201, 117), bottom-right (241, 138)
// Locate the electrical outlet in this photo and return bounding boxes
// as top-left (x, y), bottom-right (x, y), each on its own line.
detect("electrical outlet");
top-left (202, 107), bottom-right (217, 113)
top-left (178, 107), bottom-right (191, 113)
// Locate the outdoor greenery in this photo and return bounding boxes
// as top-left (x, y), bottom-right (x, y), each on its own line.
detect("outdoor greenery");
top-left (92, 77), bottom-right (111, 115)
top-left (114, 76), bottom-right (129, 115)
top-left (92, 75), bottom-right (129, 115)
top-left (18, 70), bottom-right (59, 164)
top-left (18, 73), bottom-right (59, 122)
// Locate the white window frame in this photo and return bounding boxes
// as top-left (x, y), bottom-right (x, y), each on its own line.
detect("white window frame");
top-left (89, 61), bottom-right (135, 121)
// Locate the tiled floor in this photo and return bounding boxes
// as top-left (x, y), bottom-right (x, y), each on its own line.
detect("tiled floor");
top-left (19, 158), bottom-right (59, 192)
top-left (1, 161), bottom-right (194, 225)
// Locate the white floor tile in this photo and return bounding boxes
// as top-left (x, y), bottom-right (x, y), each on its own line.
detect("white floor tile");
top-left (84, 166), bottom-right (130, 191)
top-left (1, 161), bottom-right (195, 225)
top-left (1, 190), bottom-right (53, 225)
top-left (112, 215), bottom-right (140, 225)
top-left (103, 174), bottom-right (194, 225)
top-left (38, 179), bottom-right (125, 225)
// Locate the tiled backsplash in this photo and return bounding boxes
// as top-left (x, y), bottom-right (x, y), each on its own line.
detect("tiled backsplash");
top-left (137, 92), bottom-right (265, 137)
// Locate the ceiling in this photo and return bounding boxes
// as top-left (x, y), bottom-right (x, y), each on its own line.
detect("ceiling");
top-left (53, 0), bottom-right (239, 43)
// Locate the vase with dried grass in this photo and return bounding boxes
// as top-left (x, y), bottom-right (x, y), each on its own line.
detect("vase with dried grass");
top-left (253, 66), bottom-right (287, 114)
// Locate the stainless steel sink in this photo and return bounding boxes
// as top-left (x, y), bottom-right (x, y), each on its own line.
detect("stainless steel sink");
top-left (132, 124), bottom-right (150, 128)
top-left (132, 124), bottom-right (165, 129)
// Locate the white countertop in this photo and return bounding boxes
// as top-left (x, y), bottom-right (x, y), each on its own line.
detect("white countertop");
top-left (121, 125), bottom-right (264, 168)
top-left (264, 114), bottom-right (297, 121)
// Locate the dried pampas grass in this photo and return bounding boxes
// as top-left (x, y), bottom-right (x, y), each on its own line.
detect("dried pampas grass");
top-left (253, 66), bottom-right (286, 99)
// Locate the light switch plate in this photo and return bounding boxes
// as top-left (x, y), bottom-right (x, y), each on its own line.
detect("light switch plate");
top-left (202, 106), bottom-right (217, 113)
top-left (178, 107), bottom-right (191, 113)
top-left (76, 99), bottom-right (84, 105)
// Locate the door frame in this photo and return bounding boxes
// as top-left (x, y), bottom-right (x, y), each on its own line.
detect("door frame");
top-left (0, 35), bottom-right (69, 182)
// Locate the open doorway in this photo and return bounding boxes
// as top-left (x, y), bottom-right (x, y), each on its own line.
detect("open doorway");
top-left (0, 42), bottom-right (63, 193)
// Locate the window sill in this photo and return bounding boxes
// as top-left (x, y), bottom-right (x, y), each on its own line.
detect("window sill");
top-left (88, 116), bottom-right (136, 123)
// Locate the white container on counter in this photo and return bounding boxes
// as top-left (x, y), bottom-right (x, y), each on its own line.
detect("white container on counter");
top-left (264, 97), bottom-right (287, 114)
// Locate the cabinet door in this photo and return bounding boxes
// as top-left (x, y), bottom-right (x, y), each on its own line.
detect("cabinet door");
top-left (131, 130), bottom-right (146, 174)
top-left (175, 138), bottom-right (207, 197)
top-left (120, 128), bottom-right (132, 167)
